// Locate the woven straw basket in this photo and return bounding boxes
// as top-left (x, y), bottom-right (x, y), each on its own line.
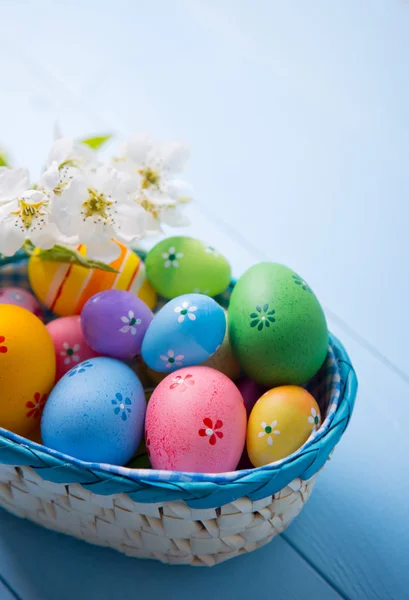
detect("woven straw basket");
top-left (0, 258), bottom-right (358, 567)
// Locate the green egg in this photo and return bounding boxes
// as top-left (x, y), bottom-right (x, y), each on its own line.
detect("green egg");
top-left (228, 263), bottom-right (328, 386)
top-left (145, 236), bottom-right (231, 299)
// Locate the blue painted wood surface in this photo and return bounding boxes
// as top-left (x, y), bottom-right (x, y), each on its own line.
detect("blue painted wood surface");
top-left (0, 1), bottom-right (408, 598)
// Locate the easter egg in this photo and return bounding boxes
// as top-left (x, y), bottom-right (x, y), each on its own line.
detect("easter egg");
top-left (28, 240), bottom-right (157, 317)
top-left (0, 305), bottom-right (56, 436)
top-left (247, 386), bottom-right (321, 467)
top-left (145, 236), bottom-right (231, 299)
top-left (41, 357), bottom-right (146, 465)
top-left (145, 366), bottom-right (247, 472)
top-left (142, 294), bottom-right (226, 373)
top-left (46, 316), bottom-right (99, 382)
top-left (81, 290), bottom-right (153, 360)
top-left (229, 263), bottom-right (328, 386)
top-left (0, 287), bottom-right (43, 320)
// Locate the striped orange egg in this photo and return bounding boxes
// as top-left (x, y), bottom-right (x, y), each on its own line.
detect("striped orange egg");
top-left (28, 241), bottom-right (157, 317)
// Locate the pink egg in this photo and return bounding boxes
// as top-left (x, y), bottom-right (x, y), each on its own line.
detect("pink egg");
top-left (145, 366), bottom-right (247, 473)
top-left (46, 316), bottom-right (99, 382)
top-left (0, 287), bottom-right (43, 320)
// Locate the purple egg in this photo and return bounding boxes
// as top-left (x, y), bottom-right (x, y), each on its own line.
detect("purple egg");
top-left (237, 376), bottom-right (266, 417)
top-left (0, 287), bottom-right (43, 320)
top-left (81, 290), bottom-right (154, 360)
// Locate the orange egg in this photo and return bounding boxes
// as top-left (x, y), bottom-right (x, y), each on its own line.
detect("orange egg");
top-left (247, 385), bottom-right (321, 467)
top-left (28, 240), bottom-right (157, 317)
top-left (0, 305), bottom-right (56, 436)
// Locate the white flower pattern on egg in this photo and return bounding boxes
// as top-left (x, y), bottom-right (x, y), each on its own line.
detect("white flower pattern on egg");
top-left (258, 420), bottom-right (281, 446)
top-left (119, 310), bottom-right (142, 335)
top-left (160, 349), bottom-right (185, 368)
top-left (162, 246), bottom-right (184, 268)
top-left (174, 301), bottom-right (197, 323)
top-left (60, 342), bottom-right (81, 366)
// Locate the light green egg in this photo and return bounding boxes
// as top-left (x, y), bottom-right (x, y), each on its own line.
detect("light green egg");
top-left (228, 263), bottom-right (328, 387)
top-left (145, 236), bottom-right (231, 299)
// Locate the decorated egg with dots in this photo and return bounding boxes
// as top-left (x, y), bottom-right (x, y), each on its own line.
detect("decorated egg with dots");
top-left (145, 236), bottom-right (231, 299)
top-left (145, 366), bottom-right (247, 472)
top-left (247, 386), bottom-right (321, 467)
top-left (0, 305), bottom-right (56, 436)
top-left (81, 290), bottom-right (153, 360)
top-left (0, 287), bottom-right (43, 320)
top-left (28, 240), bottom-right (157, 317)
top-left (46, 316), bottom-right (99, 382)
top-left (142, 294), bottom-right (226, 373)
top-left (229, 263), bottom-right (329, 387)
top-left (41, 357), bottom-right (146, 465)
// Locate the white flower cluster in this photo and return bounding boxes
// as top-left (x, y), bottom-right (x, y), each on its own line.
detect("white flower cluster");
top-left (0, 134), bottom-right (192, 261)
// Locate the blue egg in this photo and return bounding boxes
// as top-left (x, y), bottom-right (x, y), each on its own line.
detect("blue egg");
top-left (141, 293), bottom-right (226, 372)
top-left (41, 357), bottom-right (146, 465)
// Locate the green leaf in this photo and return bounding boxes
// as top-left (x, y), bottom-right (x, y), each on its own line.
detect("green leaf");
top-left (0, 150), bottom-right (9, 167)
top-left (23, 241), bottom-right (119, 273)
top-left (80, 134), bottom-right (112, 151)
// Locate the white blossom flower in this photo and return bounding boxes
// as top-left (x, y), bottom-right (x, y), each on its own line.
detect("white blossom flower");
top-left (53, 165), bottom-right (147, 261)
top-left (258, 420), bottom-right (281, 446)
top-left (46, 136), bottom-right (95, 171)
top-left (0, 167), bottom-right (30, 205)
top-left (115, 134), bottom-right (192, 225)
top-left (119, 310), bottom-right (141, 335)
top-left (174, 301), bottom-right (197, 323)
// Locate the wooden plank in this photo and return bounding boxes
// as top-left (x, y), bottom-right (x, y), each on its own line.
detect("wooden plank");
top-left (0, 508), bottom-right (342, 600)
top-left (283, 319), bottom-right (409, 600)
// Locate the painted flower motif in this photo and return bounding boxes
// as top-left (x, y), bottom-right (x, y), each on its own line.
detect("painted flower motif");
top-left (119, 310), bottom-right (142, 335)
top-left (60, 342), bottom-right (81, 365)
top-left (26, 392), bottom-right (47, 418)
top-left (258, 420), bottom-right (280, 446)
top-left (204, 245), bottom-right (219, 257)
top-left (292, 274), bottom-right (312, 293)
top-left (169, 373), bottom-right (195, 392)
top-left (160, 349), bottom-right (184, 369)
top-left (250, 304), bottom-right (276, 331)
top-left (68, 360), bottom-right (93, 377)
top-left (112, 392), bottom-right (132, 421)
top-left (199, 418), bottom-right (224, 445)
top-left (0, 335), bottom-right (8, 354)
top-left (174, 301), bottom-right (197, 323)
top-left (162, 246), bottom-right (183, 268)
top-left (308, 407), bottom-right (320, 430)
top-left (9, 291), bottom-right (24, 303)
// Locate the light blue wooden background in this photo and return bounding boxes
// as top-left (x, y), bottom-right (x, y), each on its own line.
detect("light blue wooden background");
top-left (0, 1), bottom-right (408, 599)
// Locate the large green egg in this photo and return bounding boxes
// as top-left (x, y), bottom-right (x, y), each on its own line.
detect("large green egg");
top-left (228, 263), bottom-right (328, 386)
top-left (145, 236), bottom-right (231, 299)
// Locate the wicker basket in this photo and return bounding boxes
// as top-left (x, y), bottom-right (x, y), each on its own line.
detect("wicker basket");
top-left (0, 258), bottom-right (358, 567)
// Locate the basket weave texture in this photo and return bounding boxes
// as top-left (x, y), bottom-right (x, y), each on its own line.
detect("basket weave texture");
top-left (0, 259), bottom-right (358, 566)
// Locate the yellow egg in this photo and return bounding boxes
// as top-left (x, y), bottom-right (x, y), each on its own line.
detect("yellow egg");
top-left (247, 385), bottom-right (321, 467)
top-left (0, 305), bottom-right (56, 436)
top-left (28, 240), bottom-right (157, 317)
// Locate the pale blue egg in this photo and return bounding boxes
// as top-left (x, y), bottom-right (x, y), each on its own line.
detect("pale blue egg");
top-left (141, 293), bottom-right (226, 372)
top-left (41, 357), bottom-right (146, 465)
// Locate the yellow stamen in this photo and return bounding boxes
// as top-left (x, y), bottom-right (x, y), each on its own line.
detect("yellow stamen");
top-left (138, 167), bottom-right (160, 189)
top-left (82, 188), bottom-right (113, 220)
top-left (12, 198), bottom-right (47, 230)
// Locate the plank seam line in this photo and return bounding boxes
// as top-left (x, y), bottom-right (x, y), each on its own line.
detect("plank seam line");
top-left (0, 572), bottom-right (24, 600)
top-left (282, 533), bottom-right (350, 600)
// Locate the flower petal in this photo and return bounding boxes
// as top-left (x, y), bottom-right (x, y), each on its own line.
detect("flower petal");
top-left (203, 418), bottom-right (213, 428)
top-left (187, 313), bottom-right (196, 321)
top-left (189, 306), bottom-right (197, 312)
top-left (121, 316), bottom-right (129, 323)
top-left (258, 431), bottom-right (266, 438)
top-left (175, 354), bottom-right (184, 361)
top-left (209, 434), bottom-right (217, 446)
top-left (168, 350), bottom-right (174, 358)
top-left (164, 260), bottom-right (171, 268)
top-left (267, 436), bottom-right (273, 446)
top-left (174, 306), bottom-right (182, 313)
top-left (177, 315), bottom-right (184, 323)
